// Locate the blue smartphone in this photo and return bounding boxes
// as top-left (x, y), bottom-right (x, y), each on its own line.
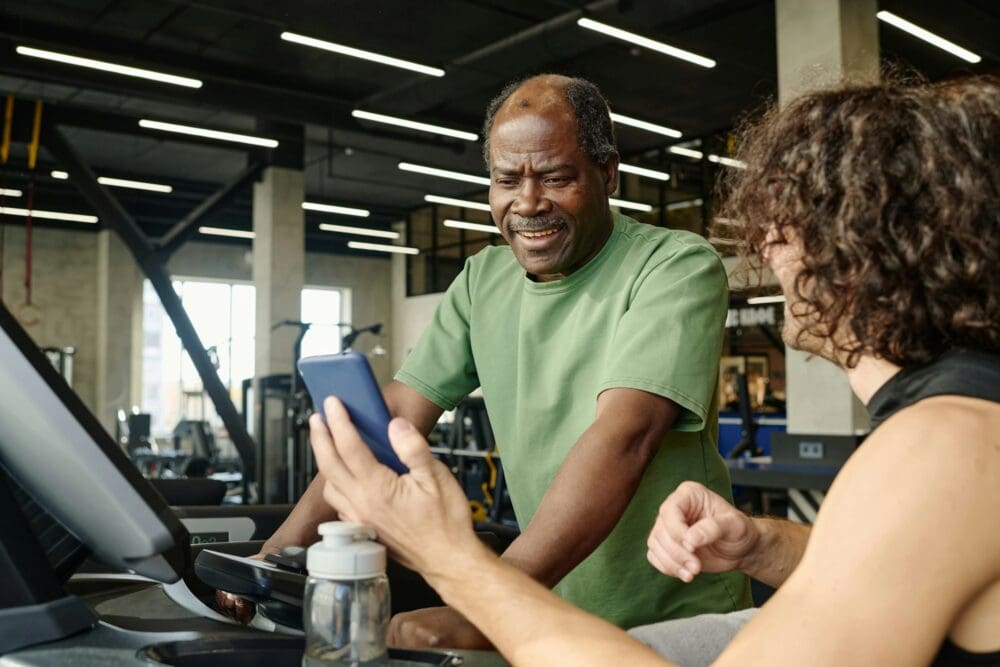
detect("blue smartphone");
top-left (297, 351), bottom-right (408, 474)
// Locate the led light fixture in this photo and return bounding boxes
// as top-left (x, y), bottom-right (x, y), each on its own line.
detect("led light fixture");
top-left (16, 46), bottom-right (203, 88)
top-left (51, 170), bottom-right (172, 192)
top-left (443, 219), bottom-right (500, 234)
top-left (352, 110), bottom-right (478, 141)
top-left (139, 119), bottom-right (279, 148)
top-left (199, 226), bottom-right (255, 239)
top-left (577, 18), bottom-right (716, 68)
top-left (0, 188), bottom-right (22, 197)
top-left (666, 198), bottom-right (703, 211)
top-left (318, 223), bottom-right (399, 239)
top-left (608, 197), bottom-right (653, 212)
top-left (668, 146), bottom-right (704, 160)
top-left (610, 113), bottom-right (681, 139)
top-left (0, 206), bottom-right (97, 223)
top-left (398, 162), bottom-right (490, 186)
top-left (747, 295), bottom-right (786, 305)
top-left (424, 194), bottom-right (491, 212)
top-left (348, 241), bottom-right (419, 255)
top-left (618, 163), bottom-right (669, 181)
top-left (708, 155), bottom-right (747, 169)
top-left (876, 11), bottom-right (981, 63)
top-left (302, 202), bottom-right (371, 218)
top-left (281, 32), bottom-right (445, 77)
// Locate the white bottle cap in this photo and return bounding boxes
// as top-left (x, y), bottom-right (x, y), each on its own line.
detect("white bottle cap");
top-left (306, 521), bottom-right (386, 580)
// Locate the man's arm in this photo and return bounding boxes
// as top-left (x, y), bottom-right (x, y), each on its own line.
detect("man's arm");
top-left (502, 387), bottom-right (679, 586)
top-left (260, 381), bottom-right (443, 553)
top-left (646, 481), bottom-right (810, 588)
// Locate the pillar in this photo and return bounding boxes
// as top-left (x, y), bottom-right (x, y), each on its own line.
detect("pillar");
top-left (774, 0), bottom-right (878, 520)
top-left (95, 230), bottom-right (143, 434)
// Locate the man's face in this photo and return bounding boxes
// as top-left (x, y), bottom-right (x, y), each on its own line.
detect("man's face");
top-left (488, 108), bottom-right (617, 281)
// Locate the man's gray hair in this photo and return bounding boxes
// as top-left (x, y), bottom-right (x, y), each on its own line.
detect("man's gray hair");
top-left (481, 76), bottom-right (618, 168)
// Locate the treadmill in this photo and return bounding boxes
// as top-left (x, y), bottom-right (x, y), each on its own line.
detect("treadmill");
top-left (0, 302), bottom-right (504, 666)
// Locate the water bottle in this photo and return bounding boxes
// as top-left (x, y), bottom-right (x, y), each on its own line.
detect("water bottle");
top-left (303, 522), bottom-right (391, 666)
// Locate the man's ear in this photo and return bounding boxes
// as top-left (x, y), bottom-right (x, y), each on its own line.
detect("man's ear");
top-left (602, 153), bottom-right (620, 196)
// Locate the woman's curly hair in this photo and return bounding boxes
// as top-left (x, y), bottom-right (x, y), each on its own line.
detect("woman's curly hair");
top-left (715, 75), bottom-right (1000, 368)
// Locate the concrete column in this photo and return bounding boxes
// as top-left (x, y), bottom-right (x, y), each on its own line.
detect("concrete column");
top-left (776, 0), bottom-right (879, 104)
top-left (776, 0), bottom-right (878, 437)
top-left (95, 230), bottom-right (143, 433)
top-left (253, 166), bottom-right (305, 378)
top-left (252, 164), bottom-right (304, 502)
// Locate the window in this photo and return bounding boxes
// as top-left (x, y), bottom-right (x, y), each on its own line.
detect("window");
top-left (300, 288), bottom-right (346, 358)
top-left (141, 280), bottom-right (348, 439)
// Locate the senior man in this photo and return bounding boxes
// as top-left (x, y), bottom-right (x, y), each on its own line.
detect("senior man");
top-left (243, 74), bottom-right (749, 648)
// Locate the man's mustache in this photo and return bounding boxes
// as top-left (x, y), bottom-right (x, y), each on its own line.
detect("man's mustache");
top-left (506, 216), bottom-right (567, 233)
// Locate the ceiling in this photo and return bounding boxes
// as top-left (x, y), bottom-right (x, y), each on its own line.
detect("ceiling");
top-left (0, 0), bottom-right (996, 256)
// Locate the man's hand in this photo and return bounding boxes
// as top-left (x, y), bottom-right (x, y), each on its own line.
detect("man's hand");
top-left (308, 396), bottom-right (484, 577)
top-left (646, 481), bottom-right (759, 583)
top-left (388, 606), bottom-right (492, 650)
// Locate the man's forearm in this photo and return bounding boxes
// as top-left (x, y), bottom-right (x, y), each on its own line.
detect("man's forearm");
top-left (740, 517), bottom-right (811, 588)
top-left (500, 418), bottom-right (661, 587)
top-left (429, 544), bottom-right (671, 667)
top-left (261, 474), bottom-right (338, 552)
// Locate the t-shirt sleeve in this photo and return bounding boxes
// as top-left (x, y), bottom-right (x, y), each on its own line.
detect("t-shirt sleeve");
top-left (394, 259), bottom-right (480, 410)
top-left (598, 244), bottom-right (728, 432)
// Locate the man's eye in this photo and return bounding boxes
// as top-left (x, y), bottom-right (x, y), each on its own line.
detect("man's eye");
top-left (545, 177), bottom-right (570, 185)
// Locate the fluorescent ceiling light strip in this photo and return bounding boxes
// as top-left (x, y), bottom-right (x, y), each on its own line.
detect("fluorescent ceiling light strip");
top-left (708, 155), bottom-right (747, 169)
top-left (352, 110), bottom-right (478, 141)
top-left (668, 145), bottom-right (703, 159)
top-left (281, 32), bottom-right (445, 77)
top-left (0, 206), bottom-right (97, 223)
top-left (618, 163), bottom-right (669, 181)
top-left (99, 176), bottom-right (172, 192)
top-left (302, 202), bottom-right (370, 218)
top-left (608, 197), bottom-right (652, 212)
top-left (747, 295), bottom-right (786, 305)
top-left (0, 188), bottom-right (22, 197)
top-left (424, 194), bottom-right (492, 212)
top-left (666, 198), bottom-right (703, 211)
top-left (348, 241), bottom-right (419, 255)
top-left (444, 219), bottom-right (501, 234)
top-left (876, 11), bottom-right (981, 63)
top-left (610, 112), bottom-right (681, 139)
top-left (399, 162), bottom-right (490, 186)
top-left (319, 223), bottom-right (399, 239)
top-left (577, 18), bottom-right (716, 68)
top-left (15, 46), bottom-right (203, 88)
top-left (199, 226), bottom-right (255, 239)
top-left (139, 119), bottom-right (279, 148)
top-left (52, 169), bottom-right (172, 192)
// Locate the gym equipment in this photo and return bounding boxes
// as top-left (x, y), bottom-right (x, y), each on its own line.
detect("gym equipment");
top-left (41, 346), bottom-right (75, 385)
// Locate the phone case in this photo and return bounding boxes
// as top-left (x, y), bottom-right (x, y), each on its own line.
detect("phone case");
top-left (297, 352), bottom-right (408, 474)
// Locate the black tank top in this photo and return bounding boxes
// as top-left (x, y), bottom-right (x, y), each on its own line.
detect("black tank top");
top-left (866, 350), bottom-right (1000, 667)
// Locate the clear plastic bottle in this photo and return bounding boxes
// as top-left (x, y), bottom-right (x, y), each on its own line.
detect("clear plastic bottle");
top-left (303, 522), bottom-right (390, 666)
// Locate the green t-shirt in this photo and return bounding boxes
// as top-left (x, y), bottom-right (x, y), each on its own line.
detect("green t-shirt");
top-left (396, 213), bottom-right (751, 627)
